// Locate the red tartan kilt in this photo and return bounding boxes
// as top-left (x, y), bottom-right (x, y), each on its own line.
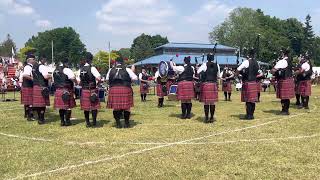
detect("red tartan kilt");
top-left (139, 83), bottom-right (149, 94)
top-left (156, 84), bottom-right (167, 97)
top-left (166, 80), bottom-right (174, 93)
top-left (241, 81), bottom-right (258, 103)
top-left (177, 81), bottom-right (195, 101)
top-left (200, 83), bottom-right (218, 105)
top-left (256, 82), bottom-right (261, 92)
top-left (54, 88), bottom-right (76, 109)
top-left (32, 85), bottom-right (50, 107)
top-left (222, 81), bottom-right (232, 92)
top-left (80, 89), bottom-right (101, 111)
top-left (298, 80), bottom-right (311, 97)
top-left (276, 78), bottom-right (295, 100)
top-left (107, 86), bottom-right (134, 110)
top-left (21, 87), bottom-right (33, 105)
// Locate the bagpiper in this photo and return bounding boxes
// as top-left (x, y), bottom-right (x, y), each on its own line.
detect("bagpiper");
top-left (53, 58), bottom-right (77, 126)
top-left (170, 56), bottom-right (195, 119)
top-left (79, 52), bottom-right (101, 127)
top-left (295, 55), bottom-right (312, 109)
top-left (21, 54), bottom-right (35, 121)
top-left (221, 67), bottom-right (234, 101)
top-left (138, 67), bottom-right (150, 102)
top-left (106, 59), bottom-right (137, 128)
top-left (271, 49), bottom-right (295, 115)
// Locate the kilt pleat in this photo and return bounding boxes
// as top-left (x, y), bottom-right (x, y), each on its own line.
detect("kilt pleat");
top-left (298, 80), bottom-right (311, 97)
top-left (241, 81), bottom-right (258, 103)
top-left (200, 82), bottom-right (218, 105)
top-left (107, 86), bottom-right (134, 110)
top-left (54, 88), bottom-right (76, 110)
top-left (32, 85), bottom-right (50, 107)
top-left (80, 89), bottom-right (101, 111)
top-left (276, 78), bottom-right (295, 100)
top-left (21, 87), bottom-right (33, 105)
top-left (139, 83), bottom-right (149, 94)
top-left (177, 81), bottom-right (195, 101)
top-left (222, 81), bottom-right (232, 93)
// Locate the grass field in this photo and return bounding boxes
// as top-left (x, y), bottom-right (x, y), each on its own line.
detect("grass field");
top-left (0, 86), bottom-right (320, 180)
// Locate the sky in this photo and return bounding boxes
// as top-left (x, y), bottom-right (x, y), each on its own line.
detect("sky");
top-left (0, 0), bottom-right (320, 53)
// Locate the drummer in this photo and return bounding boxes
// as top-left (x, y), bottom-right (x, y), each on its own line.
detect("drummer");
top-left (154, 69), bottom-right (168, 108)
top-left (170, 56), bottom-right (195, 119)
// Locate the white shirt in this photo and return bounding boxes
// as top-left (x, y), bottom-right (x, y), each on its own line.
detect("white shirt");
top-left (237, 60), bottom-right (249, 71)
top-left (171, 64), bottom-right (195, 75)
top-left (106, 67), bottom-right (138, 81)
top-left (154, 71), bottom-right (160, 79)
top-left (197, 62), bottom-right (221, 78)
top-left (139, 73), bottom-right (148, 81)
top-left (22, 64), bottom-right (33, 77)
top-left (38, 64), bottom-right (49, 77)
top-left (301, 62), bottom-right (310, 72)
top-left (84, 63), bottom-right (101, 79)
top-left (274, 57), bottom-right (288, 70)
top-left (52, 66), bottom-right (76, 82)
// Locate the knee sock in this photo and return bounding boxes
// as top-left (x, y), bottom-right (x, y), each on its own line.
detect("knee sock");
top-left (113, 110), bottom-right (121, 128)
top-left (204, 105), bottom-right (209, 120)
top-left (296, 94), bottom-right (301, 105)
top-left (59, 109), bottom-right (66, 125)
top-left (65, 110), bottom-right (72, 125)
top-left (84, 111), bottom-right (90, 126)
top-left (224, 92), bottom-right (227, 100)
top-left (92, 110), bottom-right (98, 126)
top-left (228, 93), bottom-right (231, 100)
top-left (124, 111), bottom-right (131, 128)
top-left (209, 105), bottom-right (215, 119)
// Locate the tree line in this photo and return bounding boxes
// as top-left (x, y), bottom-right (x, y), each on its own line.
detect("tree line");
top-left (209, 8), bottom-right (320, 65)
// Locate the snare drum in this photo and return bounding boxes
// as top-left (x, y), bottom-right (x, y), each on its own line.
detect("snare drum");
top-left (168, 85), bottom-right (178, 101)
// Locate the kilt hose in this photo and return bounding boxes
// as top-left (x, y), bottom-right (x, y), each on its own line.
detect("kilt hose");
top-left (21, 87), bottom-right (33, 105)
top-left (295, 81), bottom-right (300, 94)
top-left (80, 89), bottom-right (101, 111)
top-left (276, 78), bottom-right (295, 100)
top-left (156, 84), bottom-right (167, 97)
top-left (107, 86), bottom-right (134, 110)
top-left (222, 81), bottom-right (232, 93)
top-left (177, 81), bottom-right (195, 101)
top-left (54, 88), bottom-right (76, 110)
top-left (241, 81), bottom-right (258, 103)
top-left (298, 80), bottom-right (311, 97)
top-left (139, 83), bottom-right (149, 94)
top-left (32, 85), bottom-right (50, 107)
top-left (200, 82), bottom-right (218, 105)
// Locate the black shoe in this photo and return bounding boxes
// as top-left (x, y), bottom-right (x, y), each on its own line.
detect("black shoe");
top-left (124, 122), bottom-right (130, 128)
top-left (304, 106), bottom-right (310, 110)
top-left (65, 121), bottom-right (72, 126)
top-left (209, 117), bottom-right (216, 123)
top-left (86, 123), bottom-right (92, 128)
top-left (38, 120), bottom-right (45, 125)
top-left (278, 111), bottom-right (290, 115)
top-left (61, 122), bottom-right (66, 126)
top-left (186, 114), bottom-right (191, 119)
top-left (204, 117), bottom-right (209, 123)
top-left (181, 115), bottom-right (186, 119)
top-left (297, 105), bottom-right (304, 109)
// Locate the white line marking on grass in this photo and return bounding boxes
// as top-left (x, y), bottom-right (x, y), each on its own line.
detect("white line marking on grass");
top-left (123, 134), bottom-right (320, 145)
top-left (6, 104), bottom-right (317, 180)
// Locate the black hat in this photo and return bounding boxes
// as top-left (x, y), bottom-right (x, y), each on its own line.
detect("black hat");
top-left (248, 48), bottom-right (255, 57)
top-left (184, 56), bottom-right (191, 63)
top-left (85, 52), bottom-right (93, 62)
top-left (62, 58), bottom-right (69, 64)
top-left (207, 54), bottom-right (214, 62)
top-left (26, 54), bottom-right (35, 60)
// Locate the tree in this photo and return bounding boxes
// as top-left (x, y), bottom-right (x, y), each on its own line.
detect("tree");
top-left (25, 27), bottom-right (86, 66)
top-left (17, 46), bottom-right (37, 62)
top-left (130, 33), bottom-right (168, 62)
top-left (0, 34), bottom-right (16, 57)
top-left (93, 50), bottom-right (119, 74)
top-left (303, 14), bottom-right (315, 55)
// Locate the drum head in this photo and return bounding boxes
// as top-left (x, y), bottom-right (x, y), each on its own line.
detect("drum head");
top-left (159, 61), bottom-right (168, 78)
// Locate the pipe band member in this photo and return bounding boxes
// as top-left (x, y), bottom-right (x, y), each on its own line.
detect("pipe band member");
top-left (271, 49), bottom-right (295, 115)
top-left (170, 56), bottom-right (195, 119)
top-left (139, 67), bottom-right (150, 102)
top-left (80, 52), bottom-right (101, 128)
top-left (32, 56), bottom-right (51, 124)
top-left (197, 54), bottom-right (220, 123)
top-left (236, 49), bottom-right (260, 120)
top-left (221, 67), bottom-right (234, 101)
top-left (295, 55), bottom-right (312, 109)
top-left (53, 58), bottom-right (77, 126)
top-left (106, 59), bottom-right (137, 128)
top-left (154, 70), bottom-right (168, 108)
top-left (21, 54), bottom-right (35, 121)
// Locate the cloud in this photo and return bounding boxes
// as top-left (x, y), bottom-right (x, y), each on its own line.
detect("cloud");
top-left (35, 19), bottom-right (51, 28)
top-left (311, 8), bottom-right (320, 35)
top-left (96, 0), bottom-right (175, 35)
top-left (0, 0), bottom-right (34, 15)
top-left (0, 0), bottom-right (51, 27)
top-left (185, 0), bottom-right (233, 26)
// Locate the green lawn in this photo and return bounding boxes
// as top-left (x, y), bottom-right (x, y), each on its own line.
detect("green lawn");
top-left (0, 86), bottom-right (319, 180)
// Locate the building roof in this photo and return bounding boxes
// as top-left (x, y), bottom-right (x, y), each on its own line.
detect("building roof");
top-left (133, 54), bottom-right (241, 66)
top-left (155, 42), bottom-right (237, 51)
